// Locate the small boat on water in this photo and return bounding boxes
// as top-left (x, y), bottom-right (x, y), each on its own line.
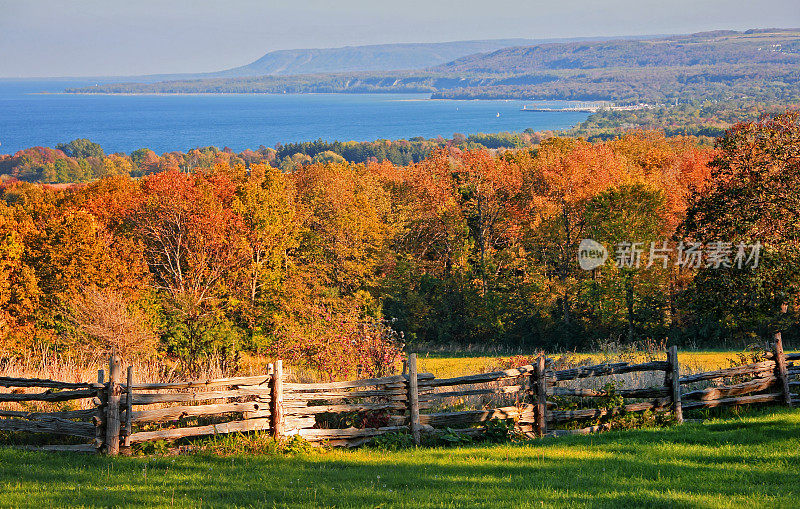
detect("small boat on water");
top-left (496, 112), bottom-right (500, 117)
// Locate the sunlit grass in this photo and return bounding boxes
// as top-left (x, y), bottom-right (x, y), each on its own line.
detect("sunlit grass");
top-left (1, 409), bottom-right (798, 507)
top-left (416, 350), bottom-right (786, 378)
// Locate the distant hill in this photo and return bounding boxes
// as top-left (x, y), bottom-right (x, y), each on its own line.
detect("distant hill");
top-left (135, 36), bottom-right (656, 80)
top-left (214, 40), bottom-right (543, 76)
top-left (432, 30), bottom-right (800, 73)
top-left (67, 30), bottom-right (800, 104)
top-left (425, 29), bottom-right (800, 101)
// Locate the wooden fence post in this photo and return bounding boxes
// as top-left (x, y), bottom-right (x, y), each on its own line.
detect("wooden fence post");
top-left (123, 365), bottom-right (133, 448)
top-left (408, 353), bottom-right (421, 445)
top-left (105, 350), bottom-right (122, 455)
top-left (534, 356), bottom-right (547, 437)
top-left (94, 369), bottom-right (106, 451)
top-left (667, 345), bottom-right (684, 424)
top-left (272, 360), bottom-right (284, 440)
top-left (773, 333), bottom-right (793, 408)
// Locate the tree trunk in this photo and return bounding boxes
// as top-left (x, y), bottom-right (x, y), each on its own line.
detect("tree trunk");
top-left (625, 276), bottom-right (635, 342)
top-left (561, 201), bottom-right (572, 327)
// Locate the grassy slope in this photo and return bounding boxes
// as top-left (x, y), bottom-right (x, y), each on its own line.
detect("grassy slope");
top-left (1, 409), bottom-right (799, 508)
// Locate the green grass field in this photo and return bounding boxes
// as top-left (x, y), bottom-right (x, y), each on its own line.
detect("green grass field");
top-left (1, 409), bottom-right (799, 508)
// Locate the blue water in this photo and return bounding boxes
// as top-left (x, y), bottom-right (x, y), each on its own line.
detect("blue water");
top-left (0, 79), bottom-right (589, 155)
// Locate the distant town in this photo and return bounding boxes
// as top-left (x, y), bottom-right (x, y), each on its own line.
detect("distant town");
top-left (521, 102), bottom-right (653, 112)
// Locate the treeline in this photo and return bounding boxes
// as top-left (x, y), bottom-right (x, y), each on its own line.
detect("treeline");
top-left (2, 114), bottom-right (798, 373)
top-left (571, 100), bottom-right (799, 141)
top-left (0, 131), bottom-right (549, 184)
top-left (67, 65), bottom-right (800, 105)
top-left (274, 132), bottom-right (538, 165)
top-left (430, 64), bottom-right (800, 104)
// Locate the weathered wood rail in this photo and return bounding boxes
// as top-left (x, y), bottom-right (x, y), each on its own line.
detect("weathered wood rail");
top-left (1, 336), bottom-right (797, 453)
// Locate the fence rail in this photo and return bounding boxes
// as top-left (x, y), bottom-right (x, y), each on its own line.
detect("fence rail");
top-left (1, 336), bottom-right (798, 453)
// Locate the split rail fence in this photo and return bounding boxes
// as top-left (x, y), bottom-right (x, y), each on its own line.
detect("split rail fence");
top-left (1, 337), bottom-right (798, 453)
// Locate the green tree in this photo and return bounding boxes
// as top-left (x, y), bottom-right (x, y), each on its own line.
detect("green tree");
top-left (56, 139), bottom-right (105, 159)
top-left (583, 183), bottom-right (669, 341)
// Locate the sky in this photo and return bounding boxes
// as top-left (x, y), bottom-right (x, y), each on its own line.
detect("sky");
top-left (1, 0), bottom-right (799, 78)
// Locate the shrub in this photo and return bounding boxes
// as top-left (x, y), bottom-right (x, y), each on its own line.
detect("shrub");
top-left (276, 305), bottom-right (404, 380)
top-left (372, 431), bottom-right (414, 450)
top-left (482, 418), bottom-right (521, 443)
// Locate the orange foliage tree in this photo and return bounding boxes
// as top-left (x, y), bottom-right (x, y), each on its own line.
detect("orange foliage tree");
top-left (2, 123), bottom-right (755, 368)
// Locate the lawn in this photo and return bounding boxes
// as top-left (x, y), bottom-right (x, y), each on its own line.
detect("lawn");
top-left (1, 409), bottom-right (799, 508)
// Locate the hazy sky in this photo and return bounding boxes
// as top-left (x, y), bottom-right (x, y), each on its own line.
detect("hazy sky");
top-left (1, 0), bottom-right (799, 78)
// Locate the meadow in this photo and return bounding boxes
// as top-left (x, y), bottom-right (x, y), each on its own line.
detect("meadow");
top-left (1, 409), bottom-right (798, 508)
top-left (415, 350), bottom-right (770, 378)
top-left (0, 348), bottom-right (771, 391)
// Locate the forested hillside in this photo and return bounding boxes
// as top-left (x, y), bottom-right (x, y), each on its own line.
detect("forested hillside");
top-left (435, 30), bottom-right (800, 72)
top-left (201, 35), bottom-right (655, 77)
top-left (431, 29), bottom-right (800, 101)
top-left (212, 39), bottom-right (544, 76)
top-left (2, 113), bottom-right (798, 376)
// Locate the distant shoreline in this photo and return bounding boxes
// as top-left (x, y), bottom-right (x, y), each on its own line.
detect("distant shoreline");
top-left (48, 91), bottom-right (614, 106)
top-left (49, 91), bottom-right (438, 98)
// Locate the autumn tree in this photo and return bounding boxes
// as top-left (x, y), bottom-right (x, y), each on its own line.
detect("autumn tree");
top-left (583, 183), bottom-right (669, 340)
top-left (99, 154), bottom-right (134, 178)
top-left (292, 161), bottom-right (395, 301)
top-left (130, 170), bottom-right (249, 368)
top-left (382, 148), bottom-right (471, 343)
top-left (231, 164), bottom-right (299, 340)
top-left (130, 148), bottom-right (160, 175)
top-left (521, 138), bottom-right (630, 331)
top-left (0, 203), bottom-right (39, 353)
top-left (456, 150), bottom-right (523, 298)
top-left (67, 286), bottom-right (157, 358)
top-left (681, 111), bottom-right (800, 341)
top-left (27, 210), bottom-right (133, 309)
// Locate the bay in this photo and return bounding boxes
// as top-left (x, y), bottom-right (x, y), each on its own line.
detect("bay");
top-left (0, 79), bottom-right (589, 155)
